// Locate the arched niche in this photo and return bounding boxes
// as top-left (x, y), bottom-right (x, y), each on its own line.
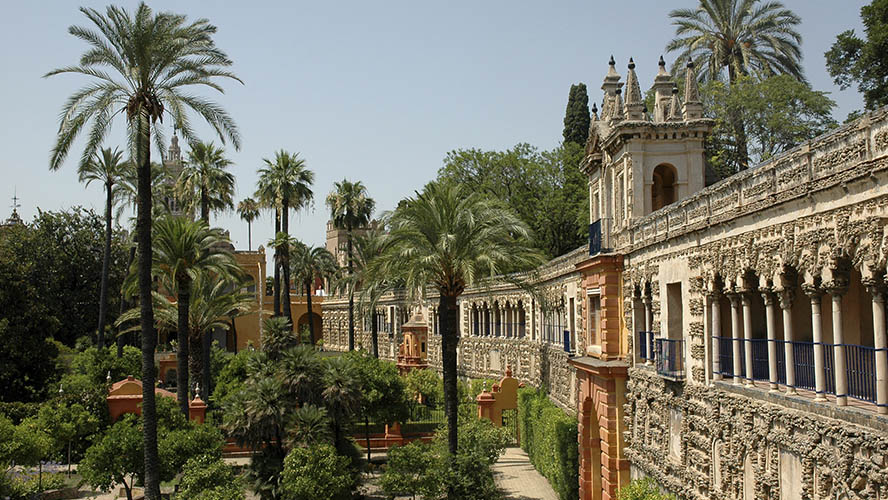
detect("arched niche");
top-left (651, 163), bottom-right (678, 211)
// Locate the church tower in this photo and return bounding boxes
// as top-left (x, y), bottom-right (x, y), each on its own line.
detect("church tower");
top-left (582, 57), bottom-right (714, 250)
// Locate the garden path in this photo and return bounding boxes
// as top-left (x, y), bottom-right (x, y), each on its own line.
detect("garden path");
top-left (492, 446), bottom-right (559, 500)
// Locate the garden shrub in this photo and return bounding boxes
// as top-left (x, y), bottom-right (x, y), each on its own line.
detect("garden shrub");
top-left (279, 443), bottom-right (356, 500)
top-left (176, 454), bottom-right (244, 500)
top-left (378, 441), bottom-right (438, 499)
top-left (618, 478), bottom-right (676, 500)
top-left (518, 387), bottom-right (579, 500)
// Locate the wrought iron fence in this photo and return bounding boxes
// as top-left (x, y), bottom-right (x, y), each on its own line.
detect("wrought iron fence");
top-left (655, 338), bottom-right (685, 379)
top-left (638, 331), bottom-right (654, 361)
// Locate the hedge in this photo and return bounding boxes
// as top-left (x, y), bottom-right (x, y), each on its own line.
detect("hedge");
top-left (518, 387), bottom-right (578, 500)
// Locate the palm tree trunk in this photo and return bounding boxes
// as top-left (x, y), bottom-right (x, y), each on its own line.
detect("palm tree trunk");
top-left (281, 198), bottom-right (293, 326)
top-left (371, 309), bottom-right (379, 359)
top-left (176, 277), bottom-right (190, 417)
top-left (247, 221), bottom-right (252, 252)
top-left (230, 318), bottom-right (238, 354)
top-left (306, 279), bottom-right (314, 344)
top-left (273, 209), bottom-right (281, 316)
top-left (200, 188), bottom-right (210, 223)
top-left (347, 226), bottom-right (355, 351)
top-left (439, 293), bottom-right (459, 457)
top-left (136, 116), bottom-right (160, 500)
top-left (97, 182), bottom-right (113, 350)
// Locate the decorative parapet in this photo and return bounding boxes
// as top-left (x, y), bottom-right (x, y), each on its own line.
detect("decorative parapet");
top-left (617, 106), bottom-right (888, 254)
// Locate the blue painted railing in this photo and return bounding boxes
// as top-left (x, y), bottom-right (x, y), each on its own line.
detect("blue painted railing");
top-left (589, 219), bottom-right (602, 256)
top-left (655, 338), bottom-right (685, 379)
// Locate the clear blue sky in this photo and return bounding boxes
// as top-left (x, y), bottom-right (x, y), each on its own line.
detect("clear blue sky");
top-left (0, 1), bottom-right (868, 257)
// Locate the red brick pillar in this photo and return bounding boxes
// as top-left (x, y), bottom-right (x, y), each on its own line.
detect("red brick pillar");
top-left (189, 395), bottom-right (207, 424)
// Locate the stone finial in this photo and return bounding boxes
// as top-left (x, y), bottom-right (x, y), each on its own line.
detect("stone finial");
top-left (167, 133), bottom-right (181, 162)
top-left (601, 55), bottom-right (623, 120)
top-left (683, 60), bottom-right (703, 119)
top-left (624, 58), bottom-right (645, 120)
top-left (591, 102), bottom-right (599, 121)
top-left (611, 88), bottom-right (624, 122)
top-left (668, 85), bottom-right (682, 121)
top-left (652, 55), bottom-right (675, 122)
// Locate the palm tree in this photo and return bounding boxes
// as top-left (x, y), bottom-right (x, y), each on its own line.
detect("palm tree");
top-left (47, 5), bottom-right (241, 496)
top-left (667, 0), bottom-right (803, 168)
top-left (290, 242), bottom-right (338, 345)
top-left (352, 227), bottom-right (393, 358)
top-left (237, 197), bottom-right (260, 251)
top-left (322, 357), bottom-right (363, 455)
top-left (326, 180), bottom-right (375, 351)
top-left (139, 216), bottom-right (243, 415)
top-left (256, 151), bottom-right (314, 325)
top-left (78, 147), bottom-right (127, 349)
top-left (369, 181), bottom-right (543, 462)
top-left (177, 141), bottom-right (235, 223)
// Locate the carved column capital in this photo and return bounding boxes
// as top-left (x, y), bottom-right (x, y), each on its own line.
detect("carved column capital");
top-left (802, 283), bottom-right (822, 302)
top-left (761, 290), bottom-right (776, 307)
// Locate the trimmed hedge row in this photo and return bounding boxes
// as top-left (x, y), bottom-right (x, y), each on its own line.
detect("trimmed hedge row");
top-left (518, 387), bottom-right (579, 500)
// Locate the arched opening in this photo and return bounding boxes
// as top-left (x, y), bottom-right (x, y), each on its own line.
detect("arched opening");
top-left (651, 164), bottom-right (677, 211)
top-left (297, 312), bottom-right (323, 344)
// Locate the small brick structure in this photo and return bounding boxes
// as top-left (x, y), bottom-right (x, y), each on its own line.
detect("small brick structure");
top-left (475, 366), bottom-right (520, 428)
top-left (107, 376), bottom-right (207, 423)
top-left (397, 311), bottom-right (429, 375)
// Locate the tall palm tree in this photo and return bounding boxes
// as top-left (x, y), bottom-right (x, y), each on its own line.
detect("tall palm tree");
top-left (256, 151), bottom-right (314, 325)
top-left (136, 216), bottom-right (243, 415)
top-left (47, 5), bottom-right (241, 497)
top-left (369, 181), bottom-right (543, 464)
top-left (237, 197), bottom-right (260, 251)
top-left (667, 0), bottom-right (803, 168)
top-left (177, 141), bottom-right (235, 223)
top-left (352, 227), bottom-right (393, 358)
top-left (290, 242), bottom-right (338, 344)
top-left (78, 147), bottom-right (127, 349)
top-left (322, 357), bottom-right (363, 455)
top-left (326, 180), bottom-right (375, 351)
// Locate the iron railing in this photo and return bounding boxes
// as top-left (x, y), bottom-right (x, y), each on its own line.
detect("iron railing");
top-left (589, 219), bottom-right (602, 256)
top-left (655, 338), bottom-right (685, 380)
top-left (638, 331), bottom-right (654, 361)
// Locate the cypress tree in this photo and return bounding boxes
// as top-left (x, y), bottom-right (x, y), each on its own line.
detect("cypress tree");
top-left (563, 83), bottom-right (591, 146)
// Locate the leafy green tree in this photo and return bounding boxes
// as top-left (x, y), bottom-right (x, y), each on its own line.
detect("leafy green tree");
top-left (237, 197), bottom-right (261, 251)
top-left (177, 141), bottom-right (236, 223)
top-left (176, 454), bottom-right (245, 500)
top-left (287, 404), bottom-right (332, 448)
top-left (79, 414), bottom-right (143, 500)
top-left (702, 75), bottom-right (837, 177)
top-left (342, 351), bottom-right (408, 425)
top-left (290, 242), bottom-right (337, 344)
top-left (29, 400), bottom-right (98, 466)
top-left (667, 0), bottom-right (804, 169)
top-left (825, 0), bottom-right (888, 112)
top-left (369, 181), bottom-right (543, 465)
top-left (405, 367), bottom-right (443, 407)
top-left (437, 144), bottom-right (586, 258)
top-left (279, 444), bottom-right (356, 500)
top-left (256, 151), bottom-right (314, 324)
top-left (79, 147), bottom-right (129, 349)
top-left (379, 441), bottom-right (439, 500)
top-left (563, 83), bottom-right (590, 145)
top-left (326, 180), bottom-right (375, 351)
top-left (47, 4), bottom-right (241, 497)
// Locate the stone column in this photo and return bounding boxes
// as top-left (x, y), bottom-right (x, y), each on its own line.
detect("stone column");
top-left (763, 291), bottom-right (779, 391)
top-left (643, 295), bottom-right (653, 366)
top-left (868, 285), bottom-right (887, 414)
top-left (710, 293), bottom-right (722, 381)
top-left (742, 294), bottom-right (754, 386)
top-left (829, 287), bottom-right (848, 406)
top-left (779, 289), bottom-right (796, 395)
top-left (806, 286), bottom-right (828, 402)
top-left (730, 294), bottom-right (743, 384)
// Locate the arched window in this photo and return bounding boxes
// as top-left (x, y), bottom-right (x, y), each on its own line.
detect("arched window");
top-left (652, 164), bottom-right (677, 211)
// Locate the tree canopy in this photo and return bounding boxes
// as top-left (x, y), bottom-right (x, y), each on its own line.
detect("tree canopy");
top-left (825, 0), bottom-right (888, 113)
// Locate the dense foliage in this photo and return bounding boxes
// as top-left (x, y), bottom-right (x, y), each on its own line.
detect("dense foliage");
top-left (825, 0), bottom-right (888, 113)
top-left (0, 208), bottom-right (128, 401)
top-left (702, 75), bottom-right (837, 177)
top-left (618, 478), bottom-right (677, 500)
top-left (437, 143), bottom-right (587, 259)
top-left (563, 83), bottom-right (591, 145)
top-left (176, 454), bottom-right (245, 500)
top-left (279, 444), bottom-right (356, 500)
top-left (518, 387), bottom-right (579, 500)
